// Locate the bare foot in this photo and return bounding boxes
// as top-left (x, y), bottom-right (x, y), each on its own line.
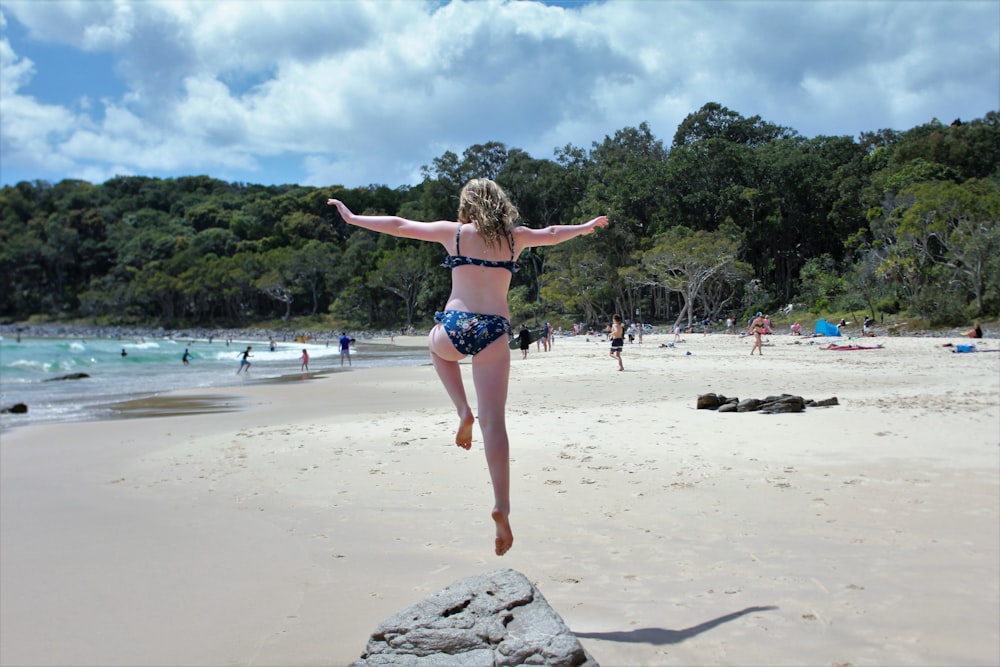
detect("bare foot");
top-left (492, 508), bottom-right (513, 556)
top-left (455, 410), bottom-right (475, 450)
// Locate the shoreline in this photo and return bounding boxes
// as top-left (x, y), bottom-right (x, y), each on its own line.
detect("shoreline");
top-left (2, 333), bottom-right (998, 666)
top-left (0, 335), bottom-right (431, 431)
top-left (2, 319), bottom-right (994, 343)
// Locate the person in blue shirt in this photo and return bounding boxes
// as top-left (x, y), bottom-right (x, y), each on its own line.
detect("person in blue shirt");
top-left (338, 332), bottom-right (352, 366)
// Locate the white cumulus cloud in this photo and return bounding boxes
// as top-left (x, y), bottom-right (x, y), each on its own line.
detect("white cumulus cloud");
top-left (1, 0), bottom-right (997, 188)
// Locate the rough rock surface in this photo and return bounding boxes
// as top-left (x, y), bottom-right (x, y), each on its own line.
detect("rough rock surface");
top-left (43, 372), bottom-right (90, 381)
top-left (351, 569), bottom-right (598, 667)
top-left (697, 392), bottom-right (838, 413)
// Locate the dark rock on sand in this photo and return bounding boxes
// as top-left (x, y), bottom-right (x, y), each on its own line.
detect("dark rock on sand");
top-left (806, 397), bottom-right (840, 407)
top-left (1, 402), bottom-right (28, 414)
top-left (699, 393), bottom-right (838, 413)
top-left (351, 569), bottom-right (598, 667)
top-left (696, 393), bottom-right (721, 409)
top-left (759, 395), bottom-right (806, 413)
top-left (44, 373), bottom-right (90, 381)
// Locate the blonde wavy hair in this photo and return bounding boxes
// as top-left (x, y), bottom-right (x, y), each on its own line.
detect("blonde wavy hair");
top-left (457, 178), bottom-right (519, 251)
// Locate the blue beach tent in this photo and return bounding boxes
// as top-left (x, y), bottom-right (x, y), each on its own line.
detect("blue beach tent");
top-left (814, 318), bottom-right (840, 336)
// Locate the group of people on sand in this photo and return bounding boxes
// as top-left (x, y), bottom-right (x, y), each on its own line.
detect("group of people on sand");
top-left (228, 332), bottom-right (355, 375)
top-left (330, 179), bottom-right (992, 558)
top-left (515, 321), bottom-right (556, 358)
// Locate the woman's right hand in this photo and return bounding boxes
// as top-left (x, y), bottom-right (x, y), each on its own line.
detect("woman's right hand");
top-left (327, 198), bottom-right (360, 226)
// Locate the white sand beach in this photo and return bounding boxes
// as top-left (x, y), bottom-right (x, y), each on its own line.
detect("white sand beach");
top-left (2, 332), bottom-right (998, 666)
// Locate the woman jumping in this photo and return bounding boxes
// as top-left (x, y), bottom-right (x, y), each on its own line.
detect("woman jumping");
top-left (328, 179), bottom-right (608, 555)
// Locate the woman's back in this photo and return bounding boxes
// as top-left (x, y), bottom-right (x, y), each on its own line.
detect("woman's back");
top-left (441, 223), bottom-right (517, 317)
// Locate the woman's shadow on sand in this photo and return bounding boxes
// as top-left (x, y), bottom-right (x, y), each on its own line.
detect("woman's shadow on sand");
top-left (574, 606), bottom-right (778, 645)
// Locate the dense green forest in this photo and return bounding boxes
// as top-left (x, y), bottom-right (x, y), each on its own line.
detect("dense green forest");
top-left (2, 103), bottom-right (998, 330)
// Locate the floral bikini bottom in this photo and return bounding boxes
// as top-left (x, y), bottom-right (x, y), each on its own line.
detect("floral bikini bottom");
top-left (434, 310), bottom-right (511, 356)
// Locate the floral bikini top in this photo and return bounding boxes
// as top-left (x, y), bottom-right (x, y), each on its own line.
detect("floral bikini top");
top-left (440, 225), bottom-right (520, 273)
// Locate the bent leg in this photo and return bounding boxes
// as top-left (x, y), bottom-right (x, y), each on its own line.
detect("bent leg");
top-left (428, 325), bottom-right (475, 449)
top-left (471, 337), bottom-right (513, 556)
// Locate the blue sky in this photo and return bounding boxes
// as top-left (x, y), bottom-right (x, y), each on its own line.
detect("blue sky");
top-left (1, 0), bottom-right (997, 190)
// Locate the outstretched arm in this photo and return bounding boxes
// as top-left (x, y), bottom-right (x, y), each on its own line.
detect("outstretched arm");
top-left (327, 199), bottom-right (454, 243)
top-left (516, 215), bottom-right (609, 248)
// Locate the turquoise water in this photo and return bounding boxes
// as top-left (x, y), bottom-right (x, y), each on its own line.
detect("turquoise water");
top-left (0, 335), bottom-right (428, 428)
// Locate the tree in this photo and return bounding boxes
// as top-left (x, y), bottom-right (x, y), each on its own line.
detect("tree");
top-left (257, 247), bottom-right (299, 322)
top-left (367, 242), bottom-right (431, 326)
top-left (672, 102), bottom-right (793, 147)
top-left (293, 240), bottom-right (340, 315)
top-left (885, 179), bottom-right (1000, 319)
top-left (497, 149), bottom-right (576, 301)
top-left (540, 239), bottom-right (617, 325)
top-left (631, 227), bottom-right (746, 327)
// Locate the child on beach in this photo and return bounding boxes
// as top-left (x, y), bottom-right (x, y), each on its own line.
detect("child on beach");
top-left (328, 178), bottom-right (609, 556)
top-left (237, 345), bottom-right (252, 374)
top-left (609, 314), bottom-right (625, 371)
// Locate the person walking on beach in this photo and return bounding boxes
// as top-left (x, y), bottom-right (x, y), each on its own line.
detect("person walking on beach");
top-left (237, 345), bottom-right (252, 374)
top-left (300, 348), bottom-right (310, 371)
top-left (609, 314), bottom-right (625, 371)
top-left (746, 313), bottom-right (765, 356)
top-left (338, 332), bottom-right (352, 366)
top-left (329, 178), bottom-right (609, 556)
top-left (518, 323), bottom-right (532, 360)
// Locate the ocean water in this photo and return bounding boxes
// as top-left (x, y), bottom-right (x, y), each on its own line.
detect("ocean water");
top-left (0, 335), bottom-right (429, 429)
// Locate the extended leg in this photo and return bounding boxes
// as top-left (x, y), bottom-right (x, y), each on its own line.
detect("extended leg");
top-left (471, 338), bottom-right (513, 556)
top-left (429, 325), bottom-right (475, 449)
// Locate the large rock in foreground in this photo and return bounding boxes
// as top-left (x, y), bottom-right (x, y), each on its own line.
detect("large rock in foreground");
top-left (351, 569), bottom-right (598, 667)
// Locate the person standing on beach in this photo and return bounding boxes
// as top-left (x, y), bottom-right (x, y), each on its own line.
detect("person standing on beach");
top-left (329, 178), bottom-right (609, 556)
top-left (518, 323), bottom-right (532, 360)
top-left (338, 332), bottom-right (352, 366)
top-left (237, 345), bottom-right (252, 374)
top-left (536, 322), bottom-right (550, 352)
top-left (747, 313), bottom-right (765, 355)
top-left (609, 314), bottom-right (625, 371)
top-left (300, 348), bottom-right (310, 371)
